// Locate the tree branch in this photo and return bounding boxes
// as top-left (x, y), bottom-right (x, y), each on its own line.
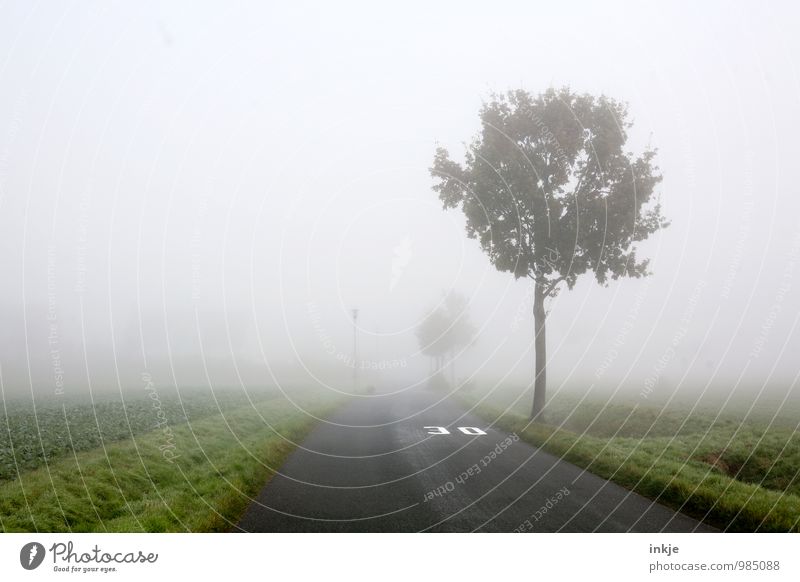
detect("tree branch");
top-left (543, 276), bottom-right (565, 297)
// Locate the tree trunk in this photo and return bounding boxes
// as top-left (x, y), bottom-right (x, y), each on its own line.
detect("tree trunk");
top-left (530, 283), bottom-right (547, 420)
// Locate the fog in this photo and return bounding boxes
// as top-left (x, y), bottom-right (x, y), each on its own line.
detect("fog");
top-left (1, 1), bottom-right (799, 405)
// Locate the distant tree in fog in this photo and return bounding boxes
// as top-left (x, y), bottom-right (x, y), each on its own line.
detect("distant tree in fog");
top-left (416, 292), bottom-right (476, 388)
top-left (430, 87), bottom-right (668, 418)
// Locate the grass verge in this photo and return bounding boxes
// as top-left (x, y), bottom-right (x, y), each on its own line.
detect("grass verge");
top-left (0, 391), bottom-right (343, 532)
top-left (0, 388), bottom-right (282, 480)
top-left (463, 396), bottom-right (800, 532)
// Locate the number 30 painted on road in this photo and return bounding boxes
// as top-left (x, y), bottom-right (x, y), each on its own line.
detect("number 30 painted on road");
top-left (424, 426), bottom-right (487, 435)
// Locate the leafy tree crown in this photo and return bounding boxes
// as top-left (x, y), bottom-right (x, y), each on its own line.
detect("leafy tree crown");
top-left (431, 87), bottom-right (668, 294)
top-left (416, 292), bottom-right (476, 357)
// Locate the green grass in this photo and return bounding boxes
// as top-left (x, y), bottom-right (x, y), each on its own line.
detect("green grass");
top-left (461, 387), bottom-right (800, 532)
top-left (0, 388), bottom-right (281, 480)
top-left (0, 389), bottom-right (343, 532)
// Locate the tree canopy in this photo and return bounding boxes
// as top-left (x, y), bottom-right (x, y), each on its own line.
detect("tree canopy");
top-left (416, 292), bottom-right (476, 361)
top-left (431, 87), bottom-right (667, 295)
top-left (430, 87), bottom-right (668, 416)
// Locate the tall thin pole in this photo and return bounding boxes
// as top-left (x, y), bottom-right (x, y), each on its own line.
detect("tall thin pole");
top-left (374, 325), bottom-right (380, 390)
top-left (352, 308), bottom-right (359, 392)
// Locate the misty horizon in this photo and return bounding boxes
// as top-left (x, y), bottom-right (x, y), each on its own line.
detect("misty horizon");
top-left (1, 0), bottom-right (798, 407)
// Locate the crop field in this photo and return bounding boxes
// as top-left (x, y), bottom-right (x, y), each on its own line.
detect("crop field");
top-left (0, 386), bottom-right (343, 532)
top-left (0, 387), bottom-right (281, 480)
top-left (462, 386), bottom-right (800, 532)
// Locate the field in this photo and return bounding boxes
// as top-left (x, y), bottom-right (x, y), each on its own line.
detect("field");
top-left (461, 385), bottom-right (800, 532)
top-left (0, 386), bottom-right (343, 532)
top-left (4, 380), bottom-right (798, 532)
top-left (0, 387), bottom-right (285, 481)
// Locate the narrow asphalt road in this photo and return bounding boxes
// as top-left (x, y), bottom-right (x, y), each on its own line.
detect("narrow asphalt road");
top-left (237, 388), bottom-right (715, 532)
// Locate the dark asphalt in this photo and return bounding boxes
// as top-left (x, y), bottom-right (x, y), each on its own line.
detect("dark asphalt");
top-left (237, 388), bottom-right (716, 532)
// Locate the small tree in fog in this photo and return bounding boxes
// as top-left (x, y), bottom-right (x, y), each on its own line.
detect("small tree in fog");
top-left (416, 292), bottom-right (476, 388)
top-left (431, 88), bottom-right (667, 418)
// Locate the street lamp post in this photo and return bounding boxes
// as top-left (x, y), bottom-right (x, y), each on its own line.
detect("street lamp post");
top-left (352, 308), bottom-right (359, 393)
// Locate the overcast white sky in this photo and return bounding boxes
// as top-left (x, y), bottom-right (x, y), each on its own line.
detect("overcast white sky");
top-left (1, 1), bottom-right (798, 401)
